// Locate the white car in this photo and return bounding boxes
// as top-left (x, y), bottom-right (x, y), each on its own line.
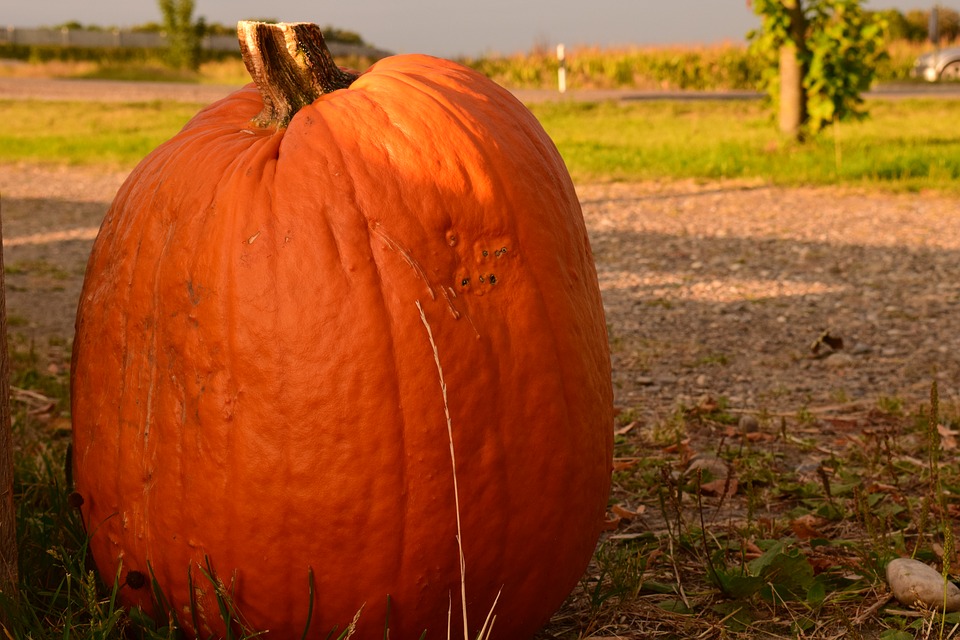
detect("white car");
top-left (913, 46), bottom-right (960, 82)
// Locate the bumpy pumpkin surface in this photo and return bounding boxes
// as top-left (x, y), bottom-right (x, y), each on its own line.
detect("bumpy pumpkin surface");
top-left (72, 23), bottom-right (612, 640)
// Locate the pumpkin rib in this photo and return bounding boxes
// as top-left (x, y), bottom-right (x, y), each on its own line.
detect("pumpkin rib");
top-left (140, 222), bottom-right (180, 572)
top-left (352, 55), bottom-right (608, 624)
top-left (347, 72), bottom-right (528, 602)
top-left (348, 225), bottom-right (415, 592)
top-left (240, 121), bottom-right (428, 624)
top-left (365, 256), bottom-right (458, 610)
top-left (259, 190), bottom-right (309, 634)
top-left (159, 129), bottom-right (283, 615)
top-left (388, 73), bottom-right (599, 577)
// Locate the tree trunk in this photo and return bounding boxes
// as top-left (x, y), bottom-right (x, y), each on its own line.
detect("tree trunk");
top-left (0, 201), bottom-right (18, 618)
top-left (779, 0), bottom-right (807, 139)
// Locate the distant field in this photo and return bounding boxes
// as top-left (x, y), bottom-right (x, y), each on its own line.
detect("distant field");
top-left (0, 39), bottom-right (930, 89)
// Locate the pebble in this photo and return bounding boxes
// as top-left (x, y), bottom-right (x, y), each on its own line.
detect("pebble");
top-left (739, 414), bottom-right (760, 434)
top-left (686, 454), bottom-right (729, 481)
top-left (824, 353), bottom-right (856, 368)
top-left (886, 558), bottom-right (960, 612)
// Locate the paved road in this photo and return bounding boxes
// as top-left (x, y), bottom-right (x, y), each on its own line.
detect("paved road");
top-left (1, 76), bottom-right (959, 104)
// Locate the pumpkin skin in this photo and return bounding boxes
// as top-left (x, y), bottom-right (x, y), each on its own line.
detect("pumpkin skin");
top-left (72, 51), bottom-right (613, 639)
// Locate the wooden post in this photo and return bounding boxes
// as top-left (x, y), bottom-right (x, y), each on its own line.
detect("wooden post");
top-left (0, 199), bottom-right (18, 617)
top-left (556, 44), bottom-right (567, 94)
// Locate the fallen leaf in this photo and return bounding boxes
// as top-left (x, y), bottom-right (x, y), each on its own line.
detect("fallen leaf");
top-left (48, 416), bottom-right (72, 437)
top-left (602, 514), bottom-right (622, 531)
top-left (866, 482), bottom-right (899, 495)
top-left (790, 514), bottom-right (826, 540)
top-left (662, 438), bottom-right (693, 466)
top-left (938, 424), bottom-right (958, 450)
top-left (615, 421), bottom-right (638, 436)
top-left (700, 477), bottom-right (738, 498)
top-left (611, 504), bottom-right (644, 520)
top-left (742, 540), bottom-right (764, 559)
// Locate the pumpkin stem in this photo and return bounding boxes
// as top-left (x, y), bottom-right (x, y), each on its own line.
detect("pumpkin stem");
top-left (237, 21), bottom-right (359, 128)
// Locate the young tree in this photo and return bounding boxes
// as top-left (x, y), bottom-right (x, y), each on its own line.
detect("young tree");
top-left (158, 0), bottom-right (202, 70)
top-left (749, 0), bottom-right (886, 140)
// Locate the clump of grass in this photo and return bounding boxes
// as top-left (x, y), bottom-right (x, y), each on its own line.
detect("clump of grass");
top-left (537, 381), bottom-right (960, 638)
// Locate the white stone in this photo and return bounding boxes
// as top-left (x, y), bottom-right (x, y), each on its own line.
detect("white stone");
top-left (886, 558), bottom-right (960, 612)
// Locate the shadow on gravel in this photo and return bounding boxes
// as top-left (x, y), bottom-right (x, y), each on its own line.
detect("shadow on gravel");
top-left (590, 225), bottom-right (960, 416)
top-left (2, 196), bottom-right (108, 346)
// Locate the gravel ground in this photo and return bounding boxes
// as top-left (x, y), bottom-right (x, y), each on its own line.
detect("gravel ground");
top-left (579, 180), bottom-right (960, 419)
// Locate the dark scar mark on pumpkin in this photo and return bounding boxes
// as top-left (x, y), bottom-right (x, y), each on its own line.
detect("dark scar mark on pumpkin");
top-left (125, 570), bottom-right (146, 589)
top-left (461, 278), bottom-right (470, 287)
top-left (488, 274), bottom-right (497, 284)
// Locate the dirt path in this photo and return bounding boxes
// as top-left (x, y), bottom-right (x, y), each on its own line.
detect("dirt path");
top-left (3, 161), bottom-right (959, 422)
top-left (0, 76), bottom-right (243, 103)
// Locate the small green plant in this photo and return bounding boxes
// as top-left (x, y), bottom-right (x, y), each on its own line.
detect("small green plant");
top-left (696, 352), bottom-right (731, 367)
top-left (585, 540), bottom-right (649, 613)
top-left (877, 395), bottom-right (905, 415)
top-left (796, 405), bottom-right (816, 425)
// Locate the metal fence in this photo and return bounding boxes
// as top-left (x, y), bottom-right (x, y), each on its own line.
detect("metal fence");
top-left (0, 27), bottom-right (391, 58)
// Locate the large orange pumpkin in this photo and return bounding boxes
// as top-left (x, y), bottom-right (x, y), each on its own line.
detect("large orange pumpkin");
top-left (71, 22), bottom-right (612, 639)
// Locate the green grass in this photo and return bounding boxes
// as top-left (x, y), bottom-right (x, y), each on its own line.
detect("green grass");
top-left (3, 96), bottom-right (960, 192)
top-left (0, 99), bottom-right (202, 168)
top-left (529, 98), bottom-right (960, 190)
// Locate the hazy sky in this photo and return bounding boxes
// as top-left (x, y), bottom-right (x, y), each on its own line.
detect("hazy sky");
top-left (5, 1), bottom-right (951, 58)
